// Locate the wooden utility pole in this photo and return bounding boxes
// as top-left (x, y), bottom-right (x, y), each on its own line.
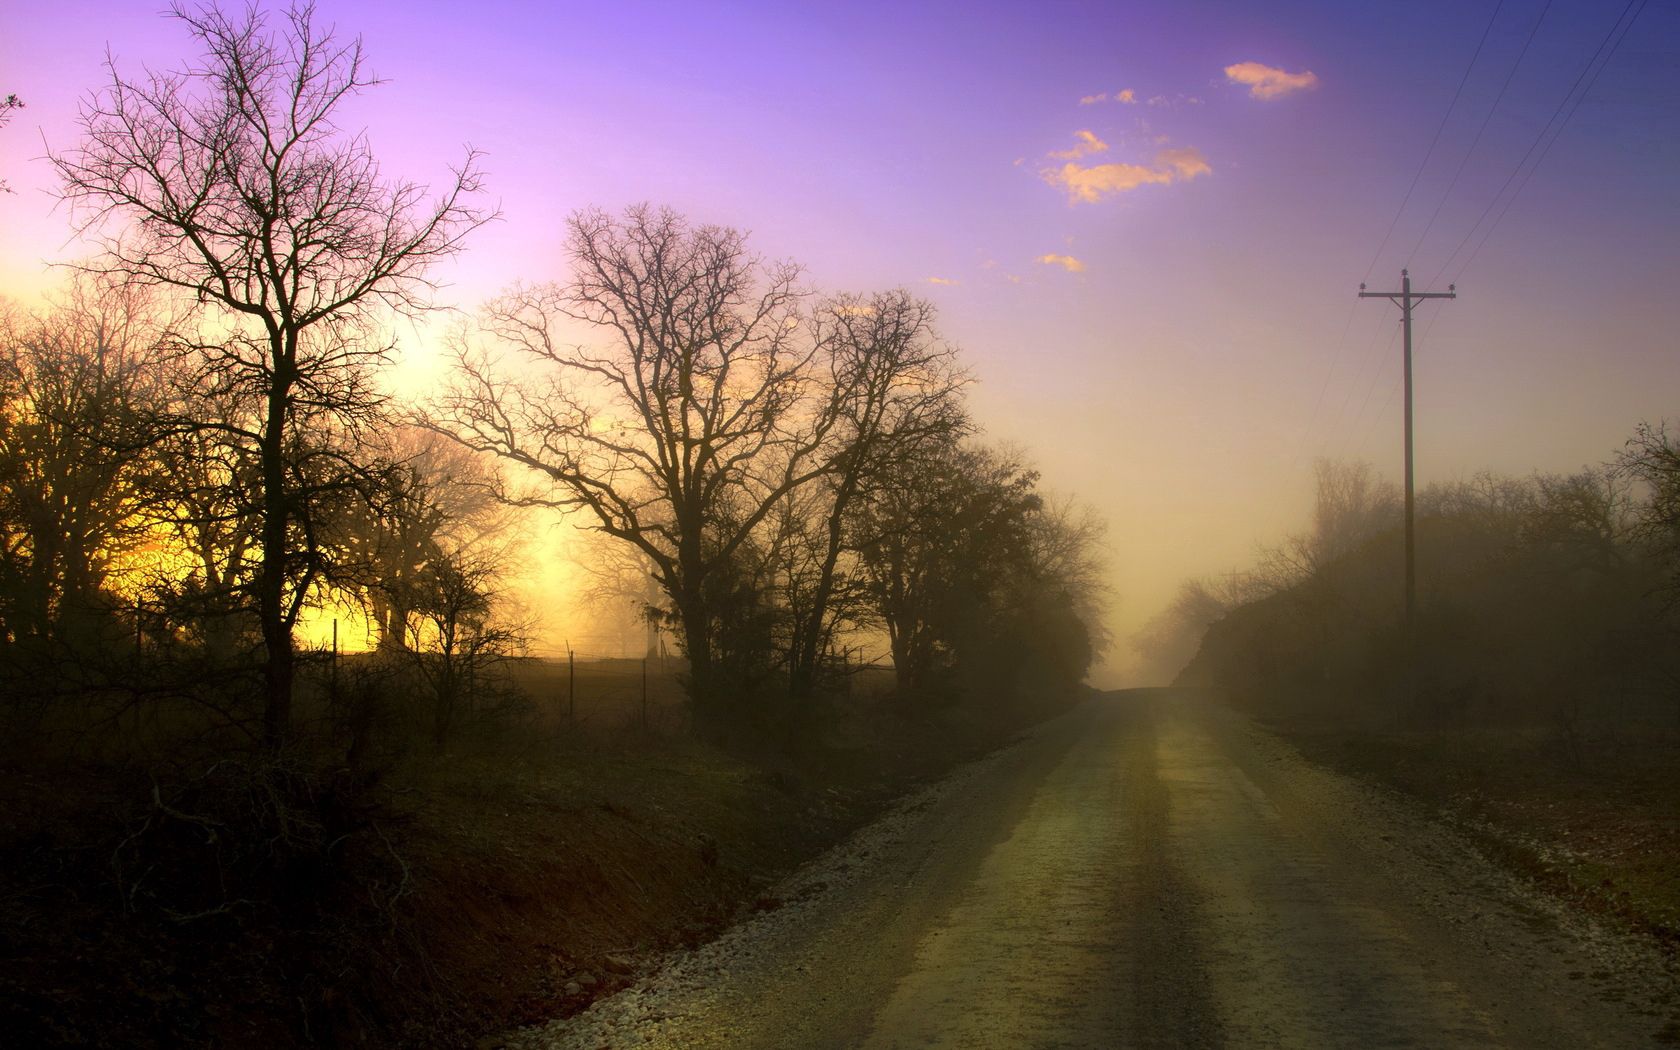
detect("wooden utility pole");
top-left (1358, 269), bottom-right (1457, 632)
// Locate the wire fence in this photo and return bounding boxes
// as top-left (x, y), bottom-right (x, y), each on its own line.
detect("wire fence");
top-left (507, 650), bottom-right (899, 735)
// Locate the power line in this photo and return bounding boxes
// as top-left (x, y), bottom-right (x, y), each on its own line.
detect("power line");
top-left (1347, 323), bottom-right (1402, 449)
top-left (1313, 0), bottom-right (1499, 465)
top-left (1403, 0), bottom-right (1554, 268)
top-left (1442, 0), bottom-right (1650, 284)
top-left (1320, 311), bottom-right (1393, 454)
top-left (1293, 299), bottom-right (1359, 463)
top-left (1359, 0), bottom-right (1509, 284)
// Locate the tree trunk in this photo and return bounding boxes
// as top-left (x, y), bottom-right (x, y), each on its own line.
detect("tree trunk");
top-left (259, 344), bottom-right (295, 750)
top-left (675, 586), bottom-right (718, 725)
top-left (890, 623), bottom-right (915, 691)
top-left (788, 471), bottom-right (859, 702)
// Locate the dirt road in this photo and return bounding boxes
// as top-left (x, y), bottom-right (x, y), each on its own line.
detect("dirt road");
top-left (508, 691), bottom-right (1680, 1048)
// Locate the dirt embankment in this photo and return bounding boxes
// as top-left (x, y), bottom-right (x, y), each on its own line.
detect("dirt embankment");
top-left (0, 688), bottom-right (1072, 1049)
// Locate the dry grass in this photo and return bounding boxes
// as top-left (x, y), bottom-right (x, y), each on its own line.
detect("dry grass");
top-left (0, 661), bottom-right (1058, 1048)
top-left (1280, 720), bottom-right (1680, 946)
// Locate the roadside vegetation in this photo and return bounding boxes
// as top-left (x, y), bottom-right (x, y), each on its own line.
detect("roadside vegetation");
top-left (0, 5), bottom-right (1106, 1047)
top-left (1146, 447), bottom-right (1680, 947)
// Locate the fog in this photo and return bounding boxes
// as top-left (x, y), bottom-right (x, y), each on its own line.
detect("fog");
top-left (2, 1), bottom-right (1676, 1046)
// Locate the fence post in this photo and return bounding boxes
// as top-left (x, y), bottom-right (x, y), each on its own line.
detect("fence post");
top-left (568, 648), bottom-right (576, 722)
top-left (641, 656), bottom-right (649, 732)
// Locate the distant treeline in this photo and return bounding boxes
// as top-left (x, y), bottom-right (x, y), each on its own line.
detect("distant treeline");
top-left (0, 4), bottom-right (1105, 761)
top-left (1143, 441), bottom-right (1680, 734)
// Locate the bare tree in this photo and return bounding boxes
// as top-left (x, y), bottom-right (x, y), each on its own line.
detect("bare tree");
top-left (0, 286), bottom-right (162, 649)
top-left (1619, 421), bottom-right (1680, 603)
top-left (431, 205), bottom-right (847, 723)
top-left (0, 94), bottom-right (22, 194)
top-left (566, 527), bottom-right (670, 659)
top-left (52, 3), bottom-right (490, 745)
top-left (775, 291), bottom-right (968, 700)
top-left (1521, 469), bottom-right (1634, 580)
top-left (402, 544), bottom-right (527, 749)
top-left (344, 427), bottom-right (507, 652)
top-left (135, 375), bottom-right (263, 655)
top-left (1133, 576), bottom-right (1239, 684)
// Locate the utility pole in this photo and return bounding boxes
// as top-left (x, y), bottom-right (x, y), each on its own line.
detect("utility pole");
top-left (1358, 269), bottom-right (1456, 633)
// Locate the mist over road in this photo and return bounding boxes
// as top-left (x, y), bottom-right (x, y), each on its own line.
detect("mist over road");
top-left (510, 693), bottom-right (1678, 1049)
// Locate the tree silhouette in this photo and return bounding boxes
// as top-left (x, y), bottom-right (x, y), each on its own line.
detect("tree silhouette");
top-left (52, 2), bottom-right (490, 745)
top-left (777, 291), bottom-right (967, 700)
top-left (0, 287), bottom-right (160, 648)
top-left (434, 206), bottom-right (857, 722)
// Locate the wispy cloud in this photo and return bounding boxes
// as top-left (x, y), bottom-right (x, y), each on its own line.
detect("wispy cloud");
top-left (1037, 253), bottom-right (1086, 273)
top-left (1047, 129), bottom-right (1110, 160)
top-left (926, 276), bottom-right (960, 286)
top-left (1040, 145), bottom-right (1211, 204)
top-left (1223, 61), bottom-right (1319, 100)
top-left (1079, 88), bottom-right (1138, 106)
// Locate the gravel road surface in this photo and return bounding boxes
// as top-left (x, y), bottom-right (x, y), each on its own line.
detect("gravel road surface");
top-left (507, 690), bottom-right (1680, 1049)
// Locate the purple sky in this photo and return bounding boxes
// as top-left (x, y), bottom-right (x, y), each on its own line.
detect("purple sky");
top-left (2, 0), bottom-right (1676, 680)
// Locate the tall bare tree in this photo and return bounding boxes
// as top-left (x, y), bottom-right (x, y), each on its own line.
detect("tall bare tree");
top-left (777, 291), bottom-right (967, 699)
top-left (52, 3), bottom-right (490, 745)
top-left (432, 205), bottom-right (854, 721)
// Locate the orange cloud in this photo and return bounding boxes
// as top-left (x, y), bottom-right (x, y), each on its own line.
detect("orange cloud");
top-left (1223, 61), bottom-right (1320, 100)
top-left (1037, 253), bottom-right (1086, 273)
top-left (1040, 146), bottom-right (1211, 204)
top-left (1116, 88), bottom-right (1137, 104)
top-left (926, 276), bottom-right (959, 286)
top-left (1048, 129), bottom-right (1109, 160)
top-left (1156, 146), bottom-right (1211, 179)
top-left (1078, 92), bottom-right (1107, 106)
